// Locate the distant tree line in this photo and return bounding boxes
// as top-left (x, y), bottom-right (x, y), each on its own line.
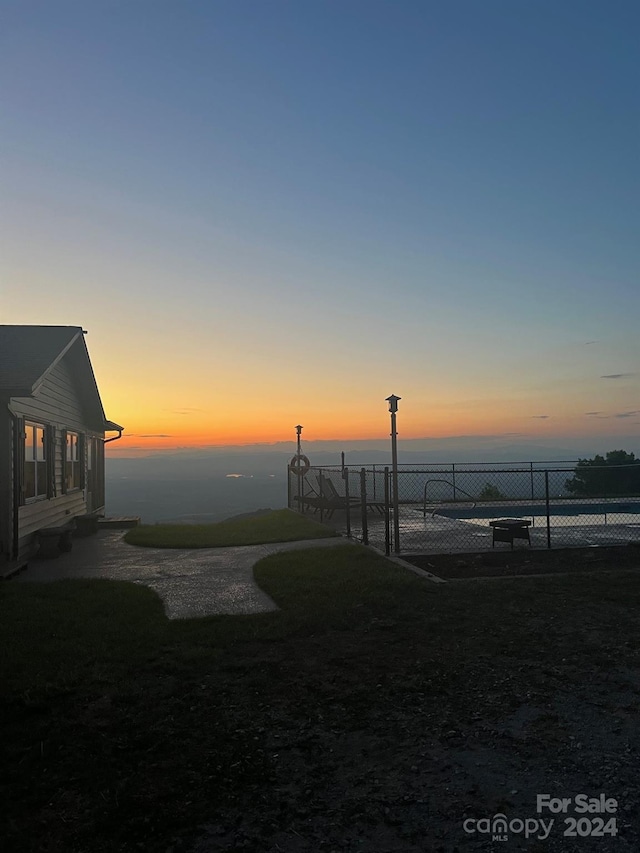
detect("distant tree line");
top-left (565, 450), bottom-right (640, 497)
top-left (478, 483), bottom-right (507, 501)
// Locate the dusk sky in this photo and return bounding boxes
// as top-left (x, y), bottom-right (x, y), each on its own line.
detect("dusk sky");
top-left (2, 1), bottom-right (638, 454)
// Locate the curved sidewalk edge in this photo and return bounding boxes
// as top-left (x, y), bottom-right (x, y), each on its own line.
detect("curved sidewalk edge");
top-left (16, 532), bottom-right (359, 620)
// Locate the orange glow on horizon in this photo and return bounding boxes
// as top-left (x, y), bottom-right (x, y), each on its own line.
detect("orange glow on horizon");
top-left (105, 414), bottom-right (510, 452)
top-left (105, 414), bottom-right (622, 456)
top-left (105, 401), bottom-right (534, 449)
top-left (100, 371), bottom-right (640, 456)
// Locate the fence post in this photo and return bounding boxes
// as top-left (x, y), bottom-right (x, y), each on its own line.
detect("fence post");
top-left (391, 467), bottom-right (400, 556)
top-left (298, 468), bottom-right (304, 514)
top-left (287, 466), bottom-right (292, 510)
top-left (384, 466), bottom-right (390, 555)
top-left (530, 462), bottom-right (535, 526)
top-left (452, 463), bottom-right (457, 502)
top-left (344, 467), bottom-right (351, 538)
top-left (360, 468), bottom-right (368, 546)
top-left (545, 470), bottom-right (551, 549)
top-left (319, 469), bottom-right (324, 525)
top-left (530, 462), bottom-right (535, 501)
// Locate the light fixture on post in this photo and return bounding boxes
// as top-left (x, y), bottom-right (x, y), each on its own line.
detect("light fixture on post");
top-left (385, 395), bottom-right (401, 553)
top-left (289, 425), bottom-right (310, 512)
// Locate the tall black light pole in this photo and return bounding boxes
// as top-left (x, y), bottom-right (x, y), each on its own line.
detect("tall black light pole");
top-left (295, 425), bottom-right (303, 507)
top-left (386, 395), bottom-right (401, 552)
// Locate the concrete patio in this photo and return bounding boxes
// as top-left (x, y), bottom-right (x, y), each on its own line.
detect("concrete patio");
top-left (14, 530), bottom-right (356, 619)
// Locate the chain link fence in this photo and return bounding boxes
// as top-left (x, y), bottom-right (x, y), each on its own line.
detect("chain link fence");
top-left (288, 462), bottom-right (640, 555)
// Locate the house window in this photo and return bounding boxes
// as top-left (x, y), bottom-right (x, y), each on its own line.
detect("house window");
top-left (24, 422), bottom-right (47, 500)
top-left (65, 431), bottom-right (82, 491)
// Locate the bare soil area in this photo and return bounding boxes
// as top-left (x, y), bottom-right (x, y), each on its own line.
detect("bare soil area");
top-left (2, 546), bottom-right (640, 852)
top-left (405, 544), bottom-right (640, 579)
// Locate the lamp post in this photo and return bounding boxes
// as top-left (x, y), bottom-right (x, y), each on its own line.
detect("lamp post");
top-left (295, 425), bottom-right (303, 508)
top-left (385, 395), bottom-right (401, 552)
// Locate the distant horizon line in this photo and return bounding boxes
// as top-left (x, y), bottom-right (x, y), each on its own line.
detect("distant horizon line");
top-left (105, 433), bottom-right (640, 460)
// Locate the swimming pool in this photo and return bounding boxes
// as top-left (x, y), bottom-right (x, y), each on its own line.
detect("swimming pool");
top-left (423, 500), bottom-right (640, 536)
top-left (429, 500), bottom-right (640, 522)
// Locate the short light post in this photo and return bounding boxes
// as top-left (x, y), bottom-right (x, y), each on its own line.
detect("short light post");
top-left (386, 395), bottom-right (401, 552)
top-left (295, 425), bottom-right (303, 507)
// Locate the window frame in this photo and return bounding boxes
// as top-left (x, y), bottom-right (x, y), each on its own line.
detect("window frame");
top-left (23, 421), bottom-right (48, 503)
top-left (64, 430), bottom-right (84, 493)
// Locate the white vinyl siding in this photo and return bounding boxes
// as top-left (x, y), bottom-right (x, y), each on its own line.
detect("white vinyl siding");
top-left (11, 357), bottom-right (93, 561)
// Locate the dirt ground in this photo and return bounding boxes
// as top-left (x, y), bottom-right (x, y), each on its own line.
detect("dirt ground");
top-left (187, 549), bottom-right (640, 853)
top-left (3, 547), bottom-right (640, 853)
top-left (404, 543), bottom-right (640, 580)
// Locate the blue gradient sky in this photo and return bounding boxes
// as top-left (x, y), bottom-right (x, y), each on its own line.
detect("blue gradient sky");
top-left (2, 1), bottom-right (638, 452)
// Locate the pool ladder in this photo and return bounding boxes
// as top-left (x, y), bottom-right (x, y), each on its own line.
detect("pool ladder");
top-left (423, 479), bottom-right (477, 517)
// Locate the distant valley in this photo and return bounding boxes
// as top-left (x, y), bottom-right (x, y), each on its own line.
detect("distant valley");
top-left (103, 438), bottom-right (640, 524)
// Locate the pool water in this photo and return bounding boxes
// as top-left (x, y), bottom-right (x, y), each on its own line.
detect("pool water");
top-left (414, 500), bottom-right (640, 532)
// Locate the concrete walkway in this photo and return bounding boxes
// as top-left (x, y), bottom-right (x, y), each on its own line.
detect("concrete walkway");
top-left (15, 531), bottom-right (356, 619)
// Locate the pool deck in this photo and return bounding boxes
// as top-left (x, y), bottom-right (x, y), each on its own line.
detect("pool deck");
top-left (402, 513), bottom-right (638, 554)
top-left (325, 504), bottom-right (640, 554)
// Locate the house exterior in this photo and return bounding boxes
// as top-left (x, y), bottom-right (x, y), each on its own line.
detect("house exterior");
top-left (0, 326), bottom-right (123, 565)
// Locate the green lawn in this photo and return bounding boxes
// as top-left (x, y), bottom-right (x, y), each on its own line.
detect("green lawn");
top-left (2, 548), bottom-right (640, 852)
top-left (123, 507), bottom-right (338, 548)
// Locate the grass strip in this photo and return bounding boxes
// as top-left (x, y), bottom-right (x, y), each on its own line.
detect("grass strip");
top-left (123, 507), bottom-right (338, 548)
